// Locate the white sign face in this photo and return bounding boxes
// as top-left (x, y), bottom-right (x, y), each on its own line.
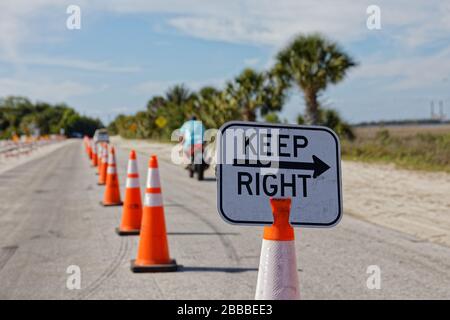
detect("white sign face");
top-left (216, 121), bottom-right (342, 227)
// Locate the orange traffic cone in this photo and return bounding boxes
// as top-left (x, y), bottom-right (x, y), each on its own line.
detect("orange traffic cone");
top-left (96, 143), bottom-right (103, 175)
top-left (97, 143), bottom-right (108, 185)
top-left (91, 142), bottom-right (98, 167)
top-left (88, 139), bottom-right (93, 160)
top-left (255, 198), bottom-right (300, 300)
top-left (86, 137), bottom-right (90, 155)
top-left (84, 136), bottom-right (89, 155)
top-left (116, 150), bottom-right (143, 236)
top-left (101, 146), bottom-right (122, 206)
top-left (131, 155), bottom-right (178, 272)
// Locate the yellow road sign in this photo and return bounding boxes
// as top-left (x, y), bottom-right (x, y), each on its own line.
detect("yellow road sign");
top-left (155, 116), bottom-right (167, 128)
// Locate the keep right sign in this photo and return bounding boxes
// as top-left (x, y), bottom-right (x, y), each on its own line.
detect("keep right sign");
top-left (216, 121), bottom-right (343, 227)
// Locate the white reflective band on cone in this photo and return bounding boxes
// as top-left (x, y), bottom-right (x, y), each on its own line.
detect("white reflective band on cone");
top-left (255, 239), bottom-right (300, 300)
top-left (127, 159), bottom-right (138, 174)
top-left (146, 168), bottom-right (161, 188)
top-left (144, 193), bottom-right (163, 207)
top-left (126, 177), bottom-right (140, 188)
top-left (108, 154), bottom-right (116, 165)
top-left (107, 166), bottom-right (116, 174)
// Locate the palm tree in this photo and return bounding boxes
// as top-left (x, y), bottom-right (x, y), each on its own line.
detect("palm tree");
top-left (164, 84), bottom-right (198, 122)
top-left (260, 67), bottom-right (289, 117)
top-left (146, 95), bottom-right (166, 116)
top-left (165, 84), bottom-right (194, 106)
top-left (225, 68), bottom-right (289, 123)
top-left (194, 86), bottom-right (241, 128)
top-left (193, 86), bottom-right (220, 127)
top-left (276, 33), bottom-right (356, 125)
top-left (225, 68), bottom-right (265, 122)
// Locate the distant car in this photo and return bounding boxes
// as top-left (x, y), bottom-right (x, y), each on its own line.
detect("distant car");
top-left (93, 129), bottom-right (109, 144)
top-left (71, 132), bottom-right (83, 138)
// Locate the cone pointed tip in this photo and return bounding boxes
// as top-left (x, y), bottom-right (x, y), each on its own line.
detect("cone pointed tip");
top-left (149, 155), bottom-right (159, 168)
top-left (130, 149), bottom-right (136, 159)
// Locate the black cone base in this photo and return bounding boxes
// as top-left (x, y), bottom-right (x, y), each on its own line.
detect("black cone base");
top-left (130, 259), bottom-right (178, 273)
top-left (115, 227), bottom-right (140, 236)
top-left (100, 201), bottom-right (123, 207)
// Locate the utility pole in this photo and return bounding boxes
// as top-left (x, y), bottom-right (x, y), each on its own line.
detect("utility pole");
top-left (430, 100), bottom-right (435, 119)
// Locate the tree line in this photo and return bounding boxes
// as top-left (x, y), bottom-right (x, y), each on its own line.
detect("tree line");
top-left (0, 96), bottom-right (103, 139)
top-left (109, 33), bottom-right (357, 141)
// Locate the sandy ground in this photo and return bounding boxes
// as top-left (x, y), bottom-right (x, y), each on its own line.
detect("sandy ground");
top-left (343, 161), bottom-right (450, 247)
top-left (0, 139), bottom-right (74, 175)
top-left (111, 136), bottom-right (450, 248)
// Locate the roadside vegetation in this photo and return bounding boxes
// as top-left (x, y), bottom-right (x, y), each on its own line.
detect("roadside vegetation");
top-left (4, 32), bottom-right (446, 173)
top-left (342, 127), bottom-right (450, 173)
top-left (0, 96), bottom-right (103, 138)
top-left (108, 33), bottom-right (357, 141)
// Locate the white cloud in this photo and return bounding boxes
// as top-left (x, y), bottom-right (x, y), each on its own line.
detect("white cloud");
top-left (107, 0), bottom-right (450, 93)
top-left (244, 58), bottom-right (260, 66)
top-left (353, 45), bottom-right (450, 90)
top-left (3, 0), bottom-right (449, 50)
top-left (0, 0), bottom-right (71, 60)
top-left (0, 77), bottom-right (96, 102)
top-left (168, 16), bottom-right (282, 46)
top-left (0, 0), bottom-right (140, 73)
top-left (104, 0), bottom-right (450, 49)
top-left (0, 55), bottom-right (141, 73)
top-left (1, 1), bottom-right (448, 56)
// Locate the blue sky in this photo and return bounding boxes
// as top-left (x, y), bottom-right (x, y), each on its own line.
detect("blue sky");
top-left (1, 0), bottom-right (449, 124)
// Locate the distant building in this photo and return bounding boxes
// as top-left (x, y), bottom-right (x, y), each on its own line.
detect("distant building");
top-left (430, 100), bottom-right (447, 121)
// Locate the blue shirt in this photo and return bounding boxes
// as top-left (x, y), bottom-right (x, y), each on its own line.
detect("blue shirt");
top-left (179, 120), bottom-right (205, 149)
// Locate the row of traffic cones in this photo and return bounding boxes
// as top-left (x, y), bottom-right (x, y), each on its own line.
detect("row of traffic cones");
top-left (82, 137), bottom-right (299, 298)
top-left (83, 137), bottom-right (177, 273)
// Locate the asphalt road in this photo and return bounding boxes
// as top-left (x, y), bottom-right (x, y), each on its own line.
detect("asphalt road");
top-left (0, 140), bottom-right (449, 299)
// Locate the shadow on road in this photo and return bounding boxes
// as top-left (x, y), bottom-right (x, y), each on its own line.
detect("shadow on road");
top-left (168, 232), bottom-right (239, 236)
top-left (202, 177), bottom-right (216, 182)
top-left (180, 266), bottom-right (257, 273)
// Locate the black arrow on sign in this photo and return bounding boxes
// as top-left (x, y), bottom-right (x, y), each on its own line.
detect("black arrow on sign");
top-left (232, 155), bottom-right (330, 178)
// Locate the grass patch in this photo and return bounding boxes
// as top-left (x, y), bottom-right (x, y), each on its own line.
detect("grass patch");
top-left (342, 128), bottom-right (450, 173)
